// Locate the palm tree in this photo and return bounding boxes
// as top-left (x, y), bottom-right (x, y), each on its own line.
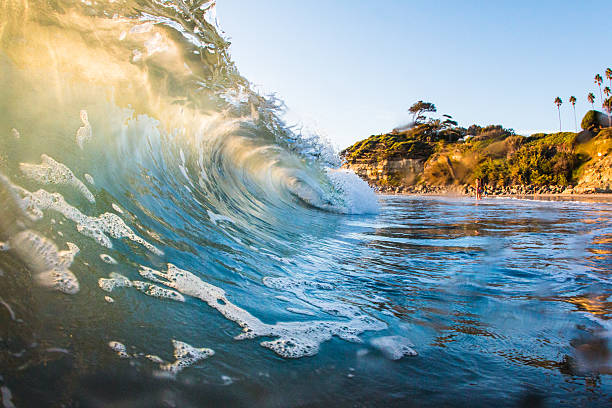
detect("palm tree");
top-left (604, 96), bottom-right (612, 127)
top-left (554, 97), bottom-right (562, 131)
top-left (588, 92), bottom-right (596, 110)
top-left (605, 86), bottom-right (611, 99)
top-left (606, 68), bottom-right (612, 88)
top-left (569, 96), bottom-right (577, 131)
top-left (595, 74), bottom-right (604, 107)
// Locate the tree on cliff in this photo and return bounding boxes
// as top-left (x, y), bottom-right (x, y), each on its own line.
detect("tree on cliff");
top-left (604, 97), bottom-right (612, 127)
top-left (554, 97), bottom-right (562, 131)
top-left (569, 96), bottom-right (577, 131)
top-left (588, 92), bottom-right (595, 110)
top-left (595, 74), bottom-right (604, 107)
top-left (408, 101), bottom-right (436, 124)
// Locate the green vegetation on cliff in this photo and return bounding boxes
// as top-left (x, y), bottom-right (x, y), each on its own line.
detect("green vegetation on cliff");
top-left (341, 107), bottom-right (612, 190)
top-left (474, 132), bottom-right (584, 187)
top-left (342, 131), bottom-right (433, 162)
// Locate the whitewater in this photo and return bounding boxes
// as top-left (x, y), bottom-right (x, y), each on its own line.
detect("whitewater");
top-left (1, 1), bottom-right (612, 406)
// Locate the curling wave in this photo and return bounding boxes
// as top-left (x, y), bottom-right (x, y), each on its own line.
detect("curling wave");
top-left (0, 0), bottom-right (381, 373)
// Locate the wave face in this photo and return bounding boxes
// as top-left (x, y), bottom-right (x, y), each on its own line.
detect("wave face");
top-left (0, 0), bottom-right (382, 402)
top-left (5, 2), bottom-right (612, 407)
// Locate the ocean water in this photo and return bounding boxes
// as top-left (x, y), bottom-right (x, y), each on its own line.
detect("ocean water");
top-left (2, 1), bottom-right (612, 407)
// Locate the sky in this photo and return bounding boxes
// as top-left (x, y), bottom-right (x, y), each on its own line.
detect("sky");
top-left (215, 1), bottom-right (612, 149)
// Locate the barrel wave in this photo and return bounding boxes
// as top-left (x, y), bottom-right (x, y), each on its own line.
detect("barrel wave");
top-left (3, 1), bottom-right (612, 407)
top-left (0, 0), bottom-right (383, 401)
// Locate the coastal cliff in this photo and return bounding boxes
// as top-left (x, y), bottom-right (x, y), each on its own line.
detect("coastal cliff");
top-left (341, 112), bottom-right (612, 195)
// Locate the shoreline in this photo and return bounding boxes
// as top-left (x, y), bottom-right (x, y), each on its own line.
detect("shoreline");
top-left (379, 191), bottom-right (612, 202)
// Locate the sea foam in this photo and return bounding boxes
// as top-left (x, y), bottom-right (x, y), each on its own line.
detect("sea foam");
top-left (325, 168), bottom-right (379, 214)
top-left (138, 263), bottom-right (386, 358)
top-left (20, 155), bottom-right (95, 203)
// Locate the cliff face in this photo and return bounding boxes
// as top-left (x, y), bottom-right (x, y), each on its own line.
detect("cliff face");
top-left (574, 154), bottom-right (612, 192)
top-left (341, 125), bottom-right (612, 194)
top-left (347, 158), bottom-right (425, 186)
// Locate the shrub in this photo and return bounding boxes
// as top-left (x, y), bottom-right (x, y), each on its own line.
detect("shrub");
top-left (581, 110), bottom-right (609, 131)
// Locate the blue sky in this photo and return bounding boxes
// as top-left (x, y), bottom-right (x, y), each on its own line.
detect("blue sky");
top-left (216, 1), bottom-right (612, 148)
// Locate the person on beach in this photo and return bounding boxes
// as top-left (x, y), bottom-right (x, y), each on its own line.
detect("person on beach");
top-left (475, 178), bottom-right (482, 200)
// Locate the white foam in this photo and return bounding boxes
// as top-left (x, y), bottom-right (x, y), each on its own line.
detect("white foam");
top-left (10, 128), bottom-right (20, 139)
top-left (107, 339), bottom-right (213, 374)
top-left (145, 354), bottom-right (164, 364)
top-left (104, 295), bottom-right (114, 303)
top-left (325, 168), bottom-right (379, 214)
top-left (13, 186), bottom-right (162, 255)
top-left (9, 230), bottom-right (80, 294)
top-left (76, 110), bottom-right (92, 149)
top-left (108, 341), bottom-right (129, 358)
top-left (36, 268), bottom-right (80, 295)
top-left (98, 272), bottom-right (131, 292)
top-left (100, 254), bottom-right (118, 264)
top-left (370, 335), bottom-right (417, 360)
top-left (84, 173), bottom-right (95, 185)
top-left (98, 272), bottom-right (184, 302)
top-left (20, 155), bottom-right (95, 203)
top-left (160, 340), bottom-right (214, 373)
top-left (111, 203), bottom-right (123, 214)
top-left (132, 281), bottom-right (185, 302)
top-left (221, 375), bottom-right (233, 385)
top-left (138, 264), bottom-right (386, 358)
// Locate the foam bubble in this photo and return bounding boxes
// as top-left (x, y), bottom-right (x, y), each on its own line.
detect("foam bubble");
top-left (20, 155), bottom-right (95, 203)
top-left (13, 185), bottom-right (162, 255)
top-left (35, 268), bottom-right (80, 295)
top-left (100, 254), bottom-right (118, 264)
top-left (9, 231), bottom-right (80, 294)
top-left (98, 272), bottom-right (184, 302)
top-left (76, 110), bottom-right (92, 149)
top-left (160, 340), bottom-right (214, 373)
top-left (10, 128), bottom-right (20, 139)
top-left (370, 335), bottom-right (417, 360)
top-left (98, 272), bottom-right (131, 292)
top-left (84, 173), bottom-right (95, 185)
top-left (111, 203), bottom-right (123, 214)
top-left (108, 341), bottom-right (129, 358)
top-left (132, 281), bottom-right (185, 302)
top-left (106, 339), bottom-right (214, 374)
top-left (145, 354), bottom-right (164, 364)
top-left (138, 264), bottom-right (386, 358)
top-left (104, 296), bottom-right (114, 303)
